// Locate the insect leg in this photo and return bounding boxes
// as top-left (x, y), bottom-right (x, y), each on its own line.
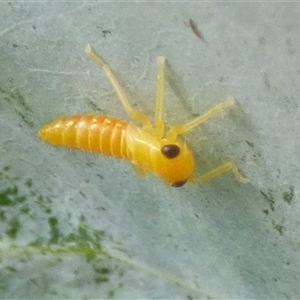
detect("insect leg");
top-left (190, 162), bottom-right (250, 184)
top-left (131, 164), bottom-right (148, 177)
top-left (153, 56), bottom-right (166, 138)
top-left (166, 97), bottom-right (235, 141)
top-left (85, 44), bottom-right (151, 127)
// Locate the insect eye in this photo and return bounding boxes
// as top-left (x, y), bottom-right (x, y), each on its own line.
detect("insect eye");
top-left (171, 180), bottom-right (187, 187)
top-left (161, 144), bottom-right (180, 159)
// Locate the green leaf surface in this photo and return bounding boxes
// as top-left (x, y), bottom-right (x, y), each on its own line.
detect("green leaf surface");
top-left (0, 2), bottom-right (299, 299)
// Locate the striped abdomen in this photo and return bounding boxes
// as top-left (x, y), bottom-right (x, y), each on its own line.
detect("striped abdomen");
top-left (39, 115), bottom-right (130, 159)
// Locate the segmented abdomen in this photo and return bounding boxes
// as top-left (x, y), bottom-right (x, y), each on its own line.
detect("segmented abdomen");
top-left (39, 115), bottom-right (130, 159)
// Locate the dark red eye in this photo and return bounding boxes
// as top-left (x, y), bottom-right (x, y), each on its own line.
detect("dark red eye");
top-left (161, 144), bottom-right (180, 159)
top-left (171, 180), bottom-right (187, 187)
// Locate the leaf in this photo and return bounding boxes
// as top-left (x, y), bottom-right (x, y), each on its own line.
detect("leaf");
top-left (0, 2), bottom-right (299, 299)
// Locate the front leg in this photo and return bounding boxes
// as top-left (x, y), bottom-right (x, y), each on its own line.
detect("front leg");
top-left (190, 162), bottom-right (249, 184)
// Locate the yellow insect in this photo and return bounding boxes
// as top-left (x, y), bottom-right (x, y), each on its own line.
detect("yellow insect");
top-left (39, 44), bottom-right (249, 187)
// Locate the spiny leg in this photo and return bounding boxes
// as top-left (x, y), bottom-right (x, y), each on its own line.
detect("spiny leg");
top-left (153, 56), bottom-right (166, 138)
top-left (166, 97), bottom-right (236, 141)
top-left (190, 162), bottom-right (250, 184)
top-left (85, 44), bottom-right (151, 126)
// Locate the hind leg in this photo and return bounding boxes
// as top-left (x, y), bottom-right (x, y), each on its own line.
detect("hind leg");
top-left (85, 44), bottom-right (151, 126)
